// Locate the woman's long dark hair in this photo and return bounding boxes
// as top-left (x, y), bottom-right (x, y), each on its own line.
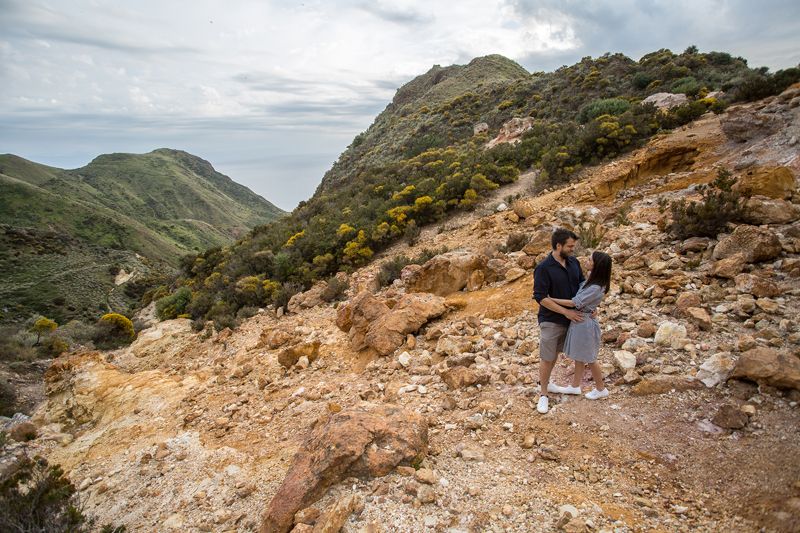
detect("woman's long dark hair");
top-left (586, 251), bottom-right (612, 293)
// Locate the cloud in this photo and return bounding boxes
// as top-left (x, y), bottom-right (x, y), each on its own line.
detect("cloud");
top-left (357, 1), bottom-right (433, 26)
top-left (1, 0), bottom-right (798, 208)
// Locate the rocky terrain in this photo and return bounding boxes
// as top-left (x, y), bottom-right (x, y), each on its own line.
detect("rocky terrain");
top-left (3, 84), bottom-right (800, 532)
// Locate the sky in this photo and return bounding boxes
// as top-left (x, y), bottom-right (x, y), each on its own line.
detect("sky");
top-left (1, 1), bottom-right (798, 210)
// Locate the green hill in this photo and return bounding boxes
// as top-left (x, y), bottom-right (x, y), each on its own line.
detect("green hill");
top-left (105, 49), bottom-right (800, 328)
top-left (0, 149), bottom-right (286, 323)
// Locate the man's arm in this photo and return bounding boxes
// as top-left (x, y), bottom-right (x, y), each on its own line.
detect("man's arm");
top-left (540, 297), bottom-right (584, 322)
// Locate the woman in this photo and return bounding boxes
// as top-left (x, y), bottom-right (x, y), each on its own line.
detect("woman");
top-left (549, 250), bottom-right (612, 400)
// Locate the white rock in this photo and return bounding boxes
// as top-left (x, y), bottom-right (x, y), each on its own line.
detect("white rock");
top-left (398, 351), bottom-right (411, 368)
top-left (497, 203), bottom-right (508, 212)
top-left (612, 350), bottom-right (637, 371)
top-left (558, 504), bottom-right (579, 518)
top-left (696, 352), bottom-right (736, 387)
top-left (654, 321), bottom-right (688, 348)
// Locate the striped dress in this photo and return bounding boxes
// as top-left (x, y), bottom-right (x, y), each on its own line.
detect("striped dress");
top-left (563, 282), bottom-right (605, 363)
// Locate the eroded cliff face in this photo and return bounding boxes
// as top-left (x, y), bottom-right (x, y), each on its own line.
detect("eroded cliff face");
top-left (7, 85), bottom-right (800, 532)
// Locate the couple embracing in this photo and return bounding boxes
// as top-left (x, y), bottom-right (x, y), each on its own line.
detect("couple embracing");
top-left (533, 228), bottom-right (613, 414)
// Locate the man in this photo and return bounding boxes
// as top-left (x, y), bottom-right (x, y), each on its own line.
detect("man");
top-left (532, 228), bottom-right (585, 414)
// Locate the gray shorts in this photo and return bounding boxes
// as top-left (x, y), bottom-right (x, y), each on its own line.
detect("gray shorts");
top-left (539, 322), bottom-right (568, 362)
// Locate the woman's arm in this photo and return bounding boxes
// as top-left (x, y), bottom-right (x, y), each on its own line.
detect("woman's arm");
top-left (540, 297), bottom-right (584, 322)
top-left (549, 297), bottom-right (576, 307)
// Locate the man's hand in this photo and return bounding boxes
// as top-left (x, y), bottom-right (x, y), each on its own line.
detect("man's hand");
top-left (564, 309), bottom-right (584, 323)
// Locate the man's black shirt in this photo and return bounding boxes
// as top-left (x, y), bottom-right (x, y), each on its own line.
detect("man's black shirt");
top-left (533, 252), bottom-right (585, 326)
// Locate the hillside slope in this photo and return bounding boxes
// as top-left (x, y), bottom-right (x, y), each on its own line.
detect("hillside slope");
top-left (0, 149), bottom-right (284, 260)
top-left (0, 149), bottom-right (286, 323)
top-left (18, 84), bottom-right (800, 532)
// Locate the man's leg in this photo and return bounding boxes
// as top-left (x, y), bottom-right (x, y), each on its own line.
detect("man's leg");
top-left (539, 358), bottom-right (556, 393)
top-left (537, 323), bottom-right (567, 413)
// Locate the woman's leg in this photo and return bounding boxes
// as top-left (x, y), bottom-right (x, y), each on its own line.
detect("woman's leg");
top-left (589, 362), bottom-right (606, 391)
top-left (572, 361), bottom-right (585, 388)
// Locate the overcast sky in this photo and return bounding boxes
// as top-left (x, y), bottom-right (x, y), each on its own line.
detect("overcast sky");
top-left (1, 1), bottom-right (798, 210)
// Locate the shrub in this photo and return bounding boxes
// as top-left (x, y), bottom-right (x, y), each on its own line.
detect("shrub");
top-left (577, 221), bottom-right (605, 250)
top-left (39, 336), bottom-right (69, 357)
top-left (377, 255), bottom-right (411, 288)
top-left (272, 282), bottom-right (303, 311)
top-left (155, 287), bottom-right (192, 320)
top-left (321, 276), bottom-right (349, 302)
top-left (668, 168), bottom-right (743, 239)
top-left (30, 317), bottom-right (57, 347)
top-left (0, 454), bottom-right (125, 532)
top-left (670, 76), bottom-right (701, 96)
top-left (93, 313), bottom-right (135, 349)
top-left (577, 98), bottom-right (631, 123)
top-left (404, 220), bottom-right (421, 245)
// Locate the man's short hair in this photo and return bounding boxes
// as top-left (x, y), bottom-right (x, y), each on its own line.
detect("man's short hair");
top-left (551, 228), bottom-right (579, 249)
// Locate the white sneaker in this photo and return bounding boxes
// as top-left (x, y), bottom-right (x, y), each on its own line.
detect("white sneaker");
top-left (537, 396), bottom-right (549, 414)
top-left (585, 388), bottom-right (609, 400)
top-left (547, 383), bottom-right (581, 395)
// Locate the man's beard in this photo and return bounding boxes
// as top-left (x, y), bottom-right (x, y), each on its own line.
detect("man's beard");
top-left (558, 249), bottom-right (571, 260)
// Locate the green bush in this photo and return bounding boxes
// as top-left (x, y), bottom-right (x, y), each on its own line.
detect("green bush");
top-left (577, 98), bottom-right (631, 123)
top-left (0, 454), bottom-right (126, 532)
top-left (377, 255), bottom-right (412, 288)
top-left (668, 168), bottom-right (743, 239)
top-left (155, 287), bottom-right (192, 320)
top-left (321, 276), bottom-right (349, 302)
top-left (670, 76), bottom-right (702, 96)
top-left (30, 317), bottom-right (57, 347)
top-left (93, 313), bottom-right (135, 349)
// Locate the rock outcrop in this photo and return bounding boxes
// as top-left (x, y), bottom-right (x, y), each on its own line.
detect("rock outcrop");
top-left (486, 117), bottom-right (534, 148)
top-left (336, 292), bottom-right (447, 355)
top-left (641, 92), bottom-right (688, 110)
top-left (260, 403), bottom-right (427, 533)
top-left (712, 225), bottom-right (782, 263)
top-left (730, 348), bottom-right (800, 390)
top-left (405, 251), bottom-right (488, 296)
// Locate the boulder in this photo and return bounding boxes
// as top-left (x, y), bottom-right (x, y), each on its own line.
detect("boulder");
top-left (364, 293), bottom-right (448, 356)
top-left (679, 237), bottom-right (711, 254)
top-left (642, 92), bottom-right (688, 110)
top-left (733, 166), bottom-right (796, 199)
top-left (312, 494), bottom-right (364, 533)
top-left (654, 321), bottom-right (688, 348)
top-left (511, 198), bottom-right (538, 219)
top-left (712, 226), bottom-right (782, 263)
top-left (721, 106), bottom-right (781, 142)
top-left (486, 117), bottom-right (535, 148)
top-left (441, 366), bottom-right (490, 390)
top-left (337, 292), bottom-right (447, 355)
top-left (473, 122), bottom-right (489, 135)
top-left (260, 403), bottom-right (427, 533)
top-left (505, 267), bottom-right (526, 282)
top-left (741, 196), bottom-right (800, 225)
top-left (278, 342), bottom-right (321, 369)
top-left (685, 307), bottom-right (712, 331)
top-left (405, 251), bottom-right (488, 296)
top-left (730, 348), bottom-right (800, 390)
top-left (711, 253), bottom-right (747, 279)
top-left (631, 376), bottom-right (704, 396)
top-left (435, 335), bottom-right (473, 356)
top-left (261, 328), bottom-right (294, 350)
top-left (734, 274), bottom-right (781, 298)
top-left (522, 227), bottom-right (554, 256)
top-left (612, 350), bottom-right (637, 372)
top-left (675, 292), bottom-right (702, 314)
top-left (696, 352), bottom-right (736, 387)
top-left (712, 404), bottom-right (748, 430)
top-left (287, 282), bottom-right (329, 314)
